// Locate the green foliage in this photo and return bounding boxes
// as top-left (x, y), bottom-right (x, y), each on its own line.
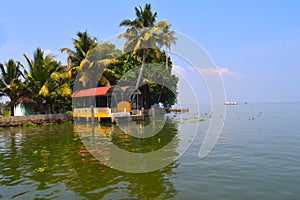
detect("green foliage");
top-left (66, 110), bottom-right (73, 115)
top-left (60, 31), bottom-right (98, 68)
top-left (23, 122), bottom-right (37, 127)
top-left (35, 167), bottom-right (46, 173)
top-left (0, 3), bottom-right (178, 114)
top-left (118, 3), bottom-right (178, 107)
top-left (108, 48), bottom-right (178, 108)
top-left (0, 110), bottom-right (11, 116)
top-left (23, 48), bottom-right (71, 114)
top-left (76, 42), bottom-right (122, 88)
top-left (60, 31), bottom-right (99, 91)
top-left (0, 59), bottom-right (25, 116)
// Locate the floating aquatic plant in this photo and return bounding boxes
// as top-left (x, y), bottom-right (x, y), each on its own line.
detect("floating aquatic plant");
top-left (35, 167), bottom-right (46, 173)
top-left (23, 122), bottom-right (37, 127)
top-left (32, 150), bottom-right (38, 156)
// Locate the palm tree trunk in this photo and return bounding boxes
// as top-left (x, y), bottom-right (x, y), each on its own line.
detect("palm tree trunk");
top-left (140, 84), bottom-right (150, 109)
top-left (48, 101), bottom-right (54, 114)
top-left (165, 48), bottom-right (169, 69)
top-left (157, 83), bottom-right (164, 103)
top-left (135, 49), bottom-right (146, 89)
top-left (50, 104), bottom-right (54, 114)
top-left (10, 100), bottom-right (15, 116)
top-left (67, 56), bottom-right (72, 70)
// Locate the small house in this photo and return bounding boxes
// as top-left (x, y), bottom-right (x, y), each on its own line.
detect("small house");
top-left (71, 86), bottom-right (142, 122)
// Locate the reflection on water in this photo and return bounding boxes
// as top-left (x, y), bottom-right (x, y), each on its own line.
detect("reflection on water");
top-left (74, 117), bottom-right (182, 173)
top-left (0, 120), bottom-right (180, 199)
top-left (2, 104), bottom-right (299, 199)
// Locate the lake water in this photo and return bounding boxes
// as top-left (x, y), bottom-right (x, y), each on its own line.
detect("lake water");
top-left (0, 103), bottom-right (300, 199)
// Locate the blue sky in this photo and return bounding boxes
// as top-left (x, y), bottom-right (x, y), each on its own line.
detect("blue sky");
top-left (1, 0), bottom-right (300, 103)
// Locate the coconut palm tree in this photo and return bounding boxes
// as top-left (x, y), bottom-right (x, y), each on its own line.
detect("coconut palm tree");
top-left (156, 21), bottom-right (177, 69)
top-left (76, 42), bottom-right (121, 89)
top-left (0, 59), bottom-right (25, 116)
top-left (119, 3), bottom-right (159, 89)
top-left (24, 48), bottom-right (71, 113)
top-left (60, 31), bottom-right (98, 81)
top-left (120, 3), bottom-right (157, 29)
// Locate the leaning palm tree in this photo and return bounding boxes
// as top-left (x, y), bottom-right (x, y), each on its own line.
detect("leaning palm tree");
top-left (119, 3), bottom-right (159, 89)
top-left (119, 27), bottom-right (159, 89)
top-left (76, 42), bottom-right (121, 89)
top-left (24, 48), bottom-right (71, 113)
top-left (0, 59), bottom-right (25, 116)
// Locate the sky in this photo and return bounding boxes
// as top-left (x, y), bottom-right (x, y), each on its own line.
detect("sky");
top-left (1, 0), bottom-right (300, 103)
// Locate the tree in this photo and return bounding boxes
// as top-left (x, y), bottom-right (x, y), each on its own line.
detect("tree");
top-left (108, 47), bottom-right (178, 108)
top-left (119, 4), bottom-right (157, 29)
top-left (144, 64), bottom-right (178, 106)
top-left (155, 21), bottom-right (177, 69)
top-left (119, 3), bottom-right (159, 89)
top-left (74, 42), bottom-right (122, 89)
top-left (60, 31), bottom-right (98, 84)
top-left (0, 59), bottom-right (25, 116)
top-left (24, 48), bottom-right (71, 114)
top-left (118, 4), bottom-right (179, 108)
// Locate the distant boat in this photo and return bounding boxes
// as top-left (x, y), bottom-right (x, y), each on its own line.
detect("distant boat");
top-left (224, 101), bottom-right (238, 105)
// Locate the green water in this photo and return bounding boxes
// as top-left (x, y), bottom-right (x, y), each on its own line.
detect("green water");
top-left (1, 103), bottom-right (300, 199)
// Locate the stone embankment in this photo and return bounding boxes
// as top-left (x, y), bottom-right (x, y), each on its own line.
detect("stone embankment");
top-left (0, 114), bottom-right (73, 127)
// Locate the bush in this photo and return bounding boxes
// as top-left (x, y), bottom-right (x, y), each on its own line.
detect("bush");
top-left (66, 110), bottom-right (73, 115)
top-left (0, 110), bottom-right (11, 116)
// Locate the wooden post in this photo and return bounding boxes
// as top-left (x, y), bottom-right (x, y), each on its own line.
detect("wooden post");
top-left (142, 107), bottom-right (145, 120)
top-left (152, 107), bottom-right (155, 117)
top-left (111, 116), bottom-right (115, 123)
top-left (91, 106), bottom-right (94, 125)
top-left (136, 94), bottom-right (138, 109)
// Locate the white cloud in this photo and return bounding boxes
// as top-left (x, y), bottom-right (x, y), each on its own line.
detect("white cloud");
top-left (43, 49), bottom-right (52, 55)
top-left (171, 64), bottom-right (242, 78)
top-left (172, 64), bottom-right (185, 73)
top-left (197, 67), bottom-right (242, 78)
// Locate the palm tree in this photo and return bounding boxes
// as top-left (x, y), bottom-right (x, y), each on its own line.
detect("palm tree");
top-left (119, 4), bottom-right (157, 29)
top-left (119, 3), bottom-right (159, 89)
top-left (76, 42), bottom-right (121, 88)
top-left (145, 20), bottom-right (177, 104)
top-left (156, 21), bottom-right (177, 69)
top-left (24, 48), bottom-right (71, 114)
top-left (60, 31), bottom-right (98, 81)
top-left (0, 59), bottom-right (25, 116)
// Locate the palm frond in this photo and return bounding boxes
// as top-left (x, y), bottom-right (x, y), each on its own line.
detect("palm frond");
top-left (0, 63), bottom-right (6, 78)
top-left (39, 83), bottom-right (49, 97)
top-left (23, 53), bottom-right (34, 72)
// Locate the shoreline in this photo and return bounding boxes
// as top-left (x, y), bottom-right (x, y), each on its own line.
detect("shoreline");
top-left (0, 114), bottom-right (73, 127)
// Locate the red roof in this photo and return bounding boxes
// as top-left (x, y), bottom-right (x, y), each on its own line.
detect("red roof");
top-left (71, 86), bottom-right (139, 98)
top-left (16, 97), bottom-right (36, 103)
top-left (71, 86), bottom-right (113, 98)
